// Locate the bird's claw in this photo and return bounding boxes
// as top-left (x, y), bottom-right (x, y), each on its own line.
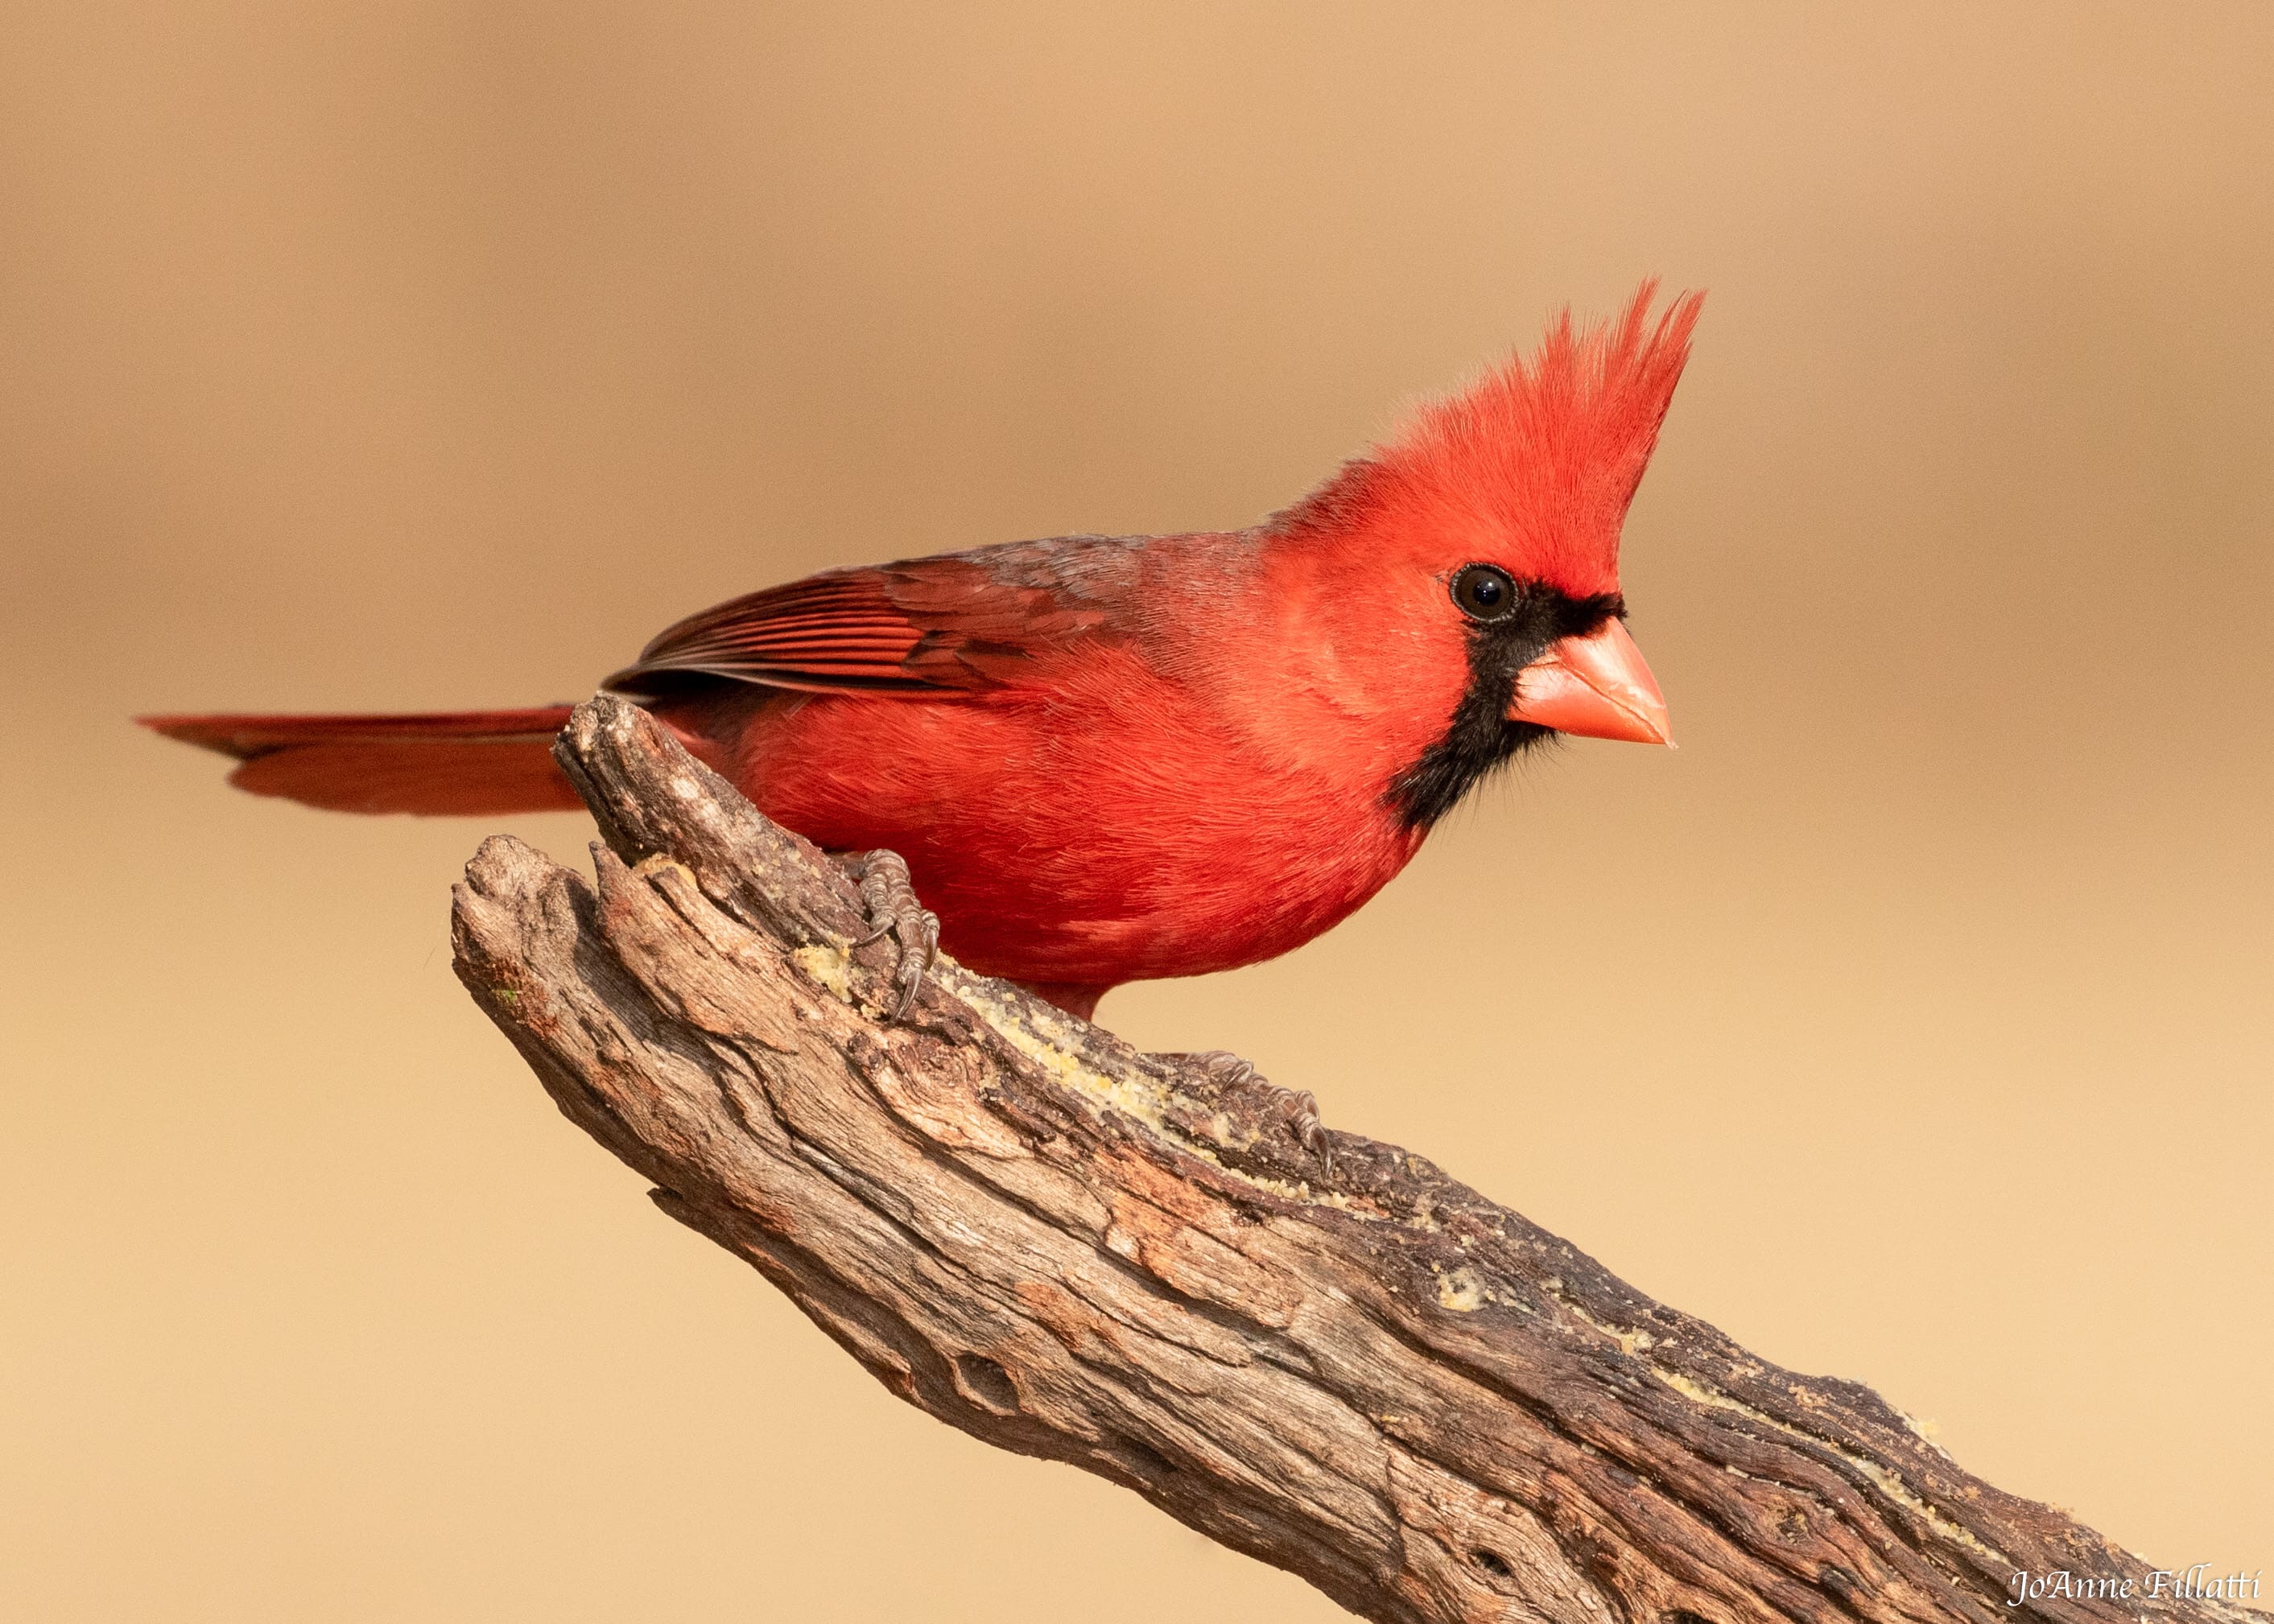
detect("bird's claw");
top-left (1189, 1049), bottom-right (1257, 1089)
top-left (843, 850), bottom-right (939, 1020)
top-left (1178, 1050), bottom-right (1330, 1170)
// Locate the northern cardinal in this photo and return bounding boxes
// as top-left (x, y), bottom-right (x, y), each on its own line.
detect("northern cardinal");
top-left (146, 284), bottom-right (1698, 1021)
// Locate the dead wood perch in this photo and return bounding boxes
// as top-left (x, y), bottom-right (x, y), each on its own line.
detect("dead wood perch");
top-left (449, 695), bottom-right (2238, 1624)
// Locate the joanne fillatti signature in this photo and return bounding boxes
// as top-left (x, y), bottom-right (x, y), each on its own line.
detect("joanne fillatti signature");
top-left (2005, 1564), bottom-right (2261, 1608)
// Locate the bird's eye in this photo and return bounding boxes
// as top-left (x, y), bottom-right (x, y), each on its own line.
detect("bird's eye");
top-left (1451, 564), bottom-right (1518, 621)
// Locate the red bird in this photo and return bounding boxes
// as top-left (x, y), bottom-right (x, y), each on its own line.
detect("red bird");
top-left (147, 285), bottom-right (1699, 1022)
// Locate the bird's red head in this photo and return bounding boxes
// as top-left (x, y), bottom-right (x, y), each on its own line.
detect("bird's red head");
top-left (1355, 279), bottom-right (1702, 604)
top-left (1261, 282), bottom-right (1699, 821)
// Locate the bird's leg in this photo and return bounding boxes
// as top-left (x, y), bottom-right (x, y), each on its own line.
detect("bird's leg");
top-left (836, 849), bottom-right (939, 1020)
top-left (1162, 1050), bottom-right (1329, 1170)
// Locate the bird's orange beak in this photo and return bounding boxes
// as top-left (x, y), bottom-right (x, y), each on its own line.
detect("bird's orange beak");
top-left (1508, 618), bottom-right (1673, 744)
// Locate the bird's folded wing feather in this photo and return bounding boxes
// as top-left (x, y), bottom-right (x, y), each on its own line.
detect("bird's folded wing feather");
top-left (603, 541), bottom-right (1138, 697)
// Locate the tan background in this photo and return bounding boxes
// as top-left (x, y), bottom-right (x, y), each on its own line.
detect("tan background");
top-left (3, 3), bottom-right (2269, 1618)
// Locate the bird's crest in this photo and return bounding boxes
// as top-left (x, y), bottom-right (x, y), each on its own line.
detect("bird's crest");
top-left (1282, 281), bottom-right (1702, 597)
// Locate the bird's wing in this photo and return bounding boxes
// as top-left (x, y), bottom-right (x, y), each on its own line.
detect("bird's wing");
top-left (603, 538), bottom-right (1143, 698)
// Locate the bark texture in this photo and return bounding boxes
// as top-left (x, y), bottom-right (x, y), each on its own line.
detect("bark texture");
top-left (449, 695), bottom-right (2242, 1624)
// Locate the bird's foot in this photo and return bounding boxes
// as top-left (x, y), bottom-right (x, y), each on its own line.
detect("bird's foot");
top-left (1166, 1049), bottom-right (1330, 1172)
top-left (840, 849), bottom-right (939, 1020)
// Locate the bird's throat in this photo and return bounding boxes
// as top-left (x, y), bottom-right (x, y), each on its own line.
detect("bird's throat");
top-left (1385, 587), bottom-right (1622, 830)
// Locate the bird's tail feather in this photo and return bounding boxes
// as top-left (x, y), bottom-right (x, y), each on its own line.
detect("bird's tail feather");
top-left (139, 706), bottom-right (595, 815)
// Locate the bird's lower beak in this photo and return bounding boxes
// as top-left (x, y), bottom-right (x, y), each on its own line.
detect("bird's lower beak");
top-left (1508, 618), bottom-right (1673, 744)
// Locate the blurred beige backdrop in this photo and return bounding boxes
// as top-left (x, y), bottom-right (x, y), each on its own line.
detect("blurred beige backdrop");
top-left (3, 3), bottom-right (2269, 1620)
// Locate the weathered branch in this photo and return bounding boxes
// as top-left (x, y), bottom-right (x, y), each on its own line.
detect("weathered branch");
top-left (449, 695), bottom-right (2241, 1624)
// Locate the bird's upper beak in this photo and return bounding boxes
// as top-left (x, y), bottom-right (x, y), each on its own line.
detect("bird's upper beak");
top-left (1508, 618), bottom-right (1673, 745)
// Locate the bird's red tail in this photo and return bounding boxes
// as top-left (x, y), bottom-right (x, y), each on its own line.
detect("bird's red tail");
top-left (138, 707), bottom-right (591, 815)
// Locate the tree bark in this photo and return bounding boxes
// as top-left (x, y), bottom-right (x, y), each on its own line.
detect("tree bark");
top-left (448, 695), bottom-right (2251, 1624)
